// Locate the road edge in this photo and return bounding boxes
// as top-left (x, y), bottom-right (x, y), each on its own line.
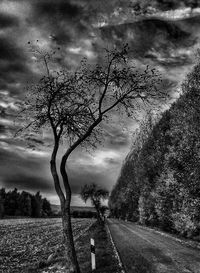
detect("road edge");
top-left (131, 222), bottom-right (200, 250)
top-left (106, 222), bottom-right (126, 273)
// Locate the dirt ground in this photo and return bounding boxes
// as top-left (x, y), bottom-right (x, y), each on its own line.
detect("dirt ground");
top-left (0, 218), bottom-right (94, 273)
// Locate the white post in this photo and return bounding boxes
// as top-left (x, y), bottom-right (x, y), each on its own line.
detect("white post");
top-left (90, 238), bottom-right (96, 271)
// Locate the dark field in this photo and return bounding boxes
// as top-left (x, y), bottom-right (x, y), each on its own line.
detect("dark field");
top-left (0, 218), bottom-right (94, 273)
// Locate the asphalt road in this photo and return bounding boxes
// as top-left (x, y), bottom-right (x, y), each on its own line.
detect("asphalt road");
top-left (107, 219), bottom-right (200, 273)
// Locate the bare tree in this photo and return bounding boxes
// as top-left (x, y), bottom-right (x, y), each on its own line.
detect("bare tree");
top-left (17, 44), bottom-right (165, 272)
top-left (80, 183), bottom-right (109, 223)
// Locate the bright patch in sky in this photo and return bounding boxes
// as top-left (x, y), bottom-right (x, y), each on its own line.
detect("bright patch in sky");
top-left (92, 150), bottom-right (120, 167)
top-left (0, 118), bottom-right (13, 125)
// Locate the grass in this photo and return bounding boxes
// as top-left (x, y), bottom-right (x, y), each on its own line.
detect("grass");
top-left (40, 221), bottom-right (121, 273)
top-left (79, 222), bottom-right (121, 273)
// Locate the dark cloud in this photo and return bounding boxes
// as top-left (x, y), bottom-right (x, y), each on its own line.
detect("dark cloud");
top-left (30, 0), bottom-right (88, 45)
top-left (178, 15), bottom-right (200, 29)
top-left (3, 175), bottom-right (53, 192)
top-left (155, 1), bottom-right (182, 11)
top-left (159, 0), bottom-right (200, 10)
top-left (0, 147), bottom-right (51, 193)
top-left (25, 137), bottom-right (45, 145)
top-left (49, 32), bottom-right (72, 45)
top-left (0, 37), bottom-right (26, 61)
top-left (34, 0), bottom-right (82, 20)
top-left (145, 52), bottom-right (193, 67)
top-left (0, 36), bottom-right (33, 94)
top-left (68, 166), bottom-right (116, 193)
top-left (1, 0), bottom-right (200, 203)
top-left (0, 13), bottom-right (19, 28)
top-left (100, 18), bottom-right (196, 61)
top-left (0, 124), bottom-right (7, 134)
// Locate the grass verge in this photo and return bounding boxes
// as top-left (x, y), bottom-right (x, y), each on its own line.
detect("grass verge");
top-left (38, 221), bottom-right (121, 273)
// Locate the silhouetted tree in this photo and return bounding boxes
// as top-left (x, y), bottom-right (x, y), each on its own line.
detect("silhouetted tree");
top-left (4, 188), bottom-right (19, 216)
top-left (18, 191), bottom-right (32, 217)
top-left (0, 188), bottom-right (53, 217)
top-left (18, 43), bottom-right (164, 272)
top-left (42, 198), bottom-right (52, 216)
top-left (0, 188), bottom-right (5, 218)
top-left (80, 183), bottom-right (109, 223)
top-left (31, 192), bottom-right (43, 218)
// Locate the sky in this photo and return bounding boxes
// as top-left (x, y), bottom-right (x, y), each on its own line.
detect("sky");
top-left (0, 0), bottom-right (200, 205)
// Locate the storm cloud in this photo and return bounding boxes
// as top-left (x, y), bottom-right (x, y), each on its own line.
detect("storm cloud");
top-left (1, 0), bottom-right (200, 204)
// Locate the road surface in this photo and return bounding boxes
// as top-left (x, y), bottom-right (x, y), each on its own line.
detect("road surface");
top-left (107, 219), bottom-right (200, 273)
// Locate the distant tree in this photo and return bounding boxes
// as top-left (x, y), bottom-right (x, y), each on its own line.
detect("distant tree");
top-left (18, 191), bottom-right (32, 217)
top-left (80, 183), bottom-right (109, 223)
top-left (18, 43), bottom-right (164, 272)
top-left (4, 188), bottom-right (19, 216)
top-left (0, 188), bottom-right (53, 218)
top-left (31, 192), bottom-right (43, 218)
top-left (0, 188), bottom-right (6, 218)
top-left (99, 205), bottom-right (109, 220)
top-left (26, 194), bottom-right (32, 216)
top-left (42, 198), bottom-right (52, 216)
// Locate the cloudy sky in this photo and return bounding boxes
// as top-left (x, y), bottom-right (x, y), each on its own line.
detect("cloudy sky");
top-left (0, 0), bottom-right (200, 205)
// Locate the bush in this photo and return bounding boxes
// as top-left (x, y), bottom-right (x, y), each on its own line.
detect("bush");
top-left (172, 212), bottom-right (198, 237)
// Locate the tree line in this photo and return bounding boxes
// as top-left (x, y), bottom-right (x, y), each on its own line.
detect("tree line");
top-left (109, 60), bottom-right (200, 239)
top-left (0, 188), bottom-right (53, 218)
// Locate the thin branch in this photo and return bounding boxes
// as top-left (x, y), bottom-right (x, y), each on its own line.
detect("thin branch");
top-left (43, 56), bottom-right (50, 77)
top-left (61, 116), bottom-right (102, 164)
top-left (88, 106), bottom-right (96, 121)
top-left (98, 56), bottom-right (114, 114)
top-left (15, 120), bottom-right (36, 137)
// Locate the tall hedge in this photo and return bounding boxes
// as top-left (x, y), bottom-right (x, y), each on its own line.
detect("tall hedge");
top-left (109, 61), bottom-right (200, 238)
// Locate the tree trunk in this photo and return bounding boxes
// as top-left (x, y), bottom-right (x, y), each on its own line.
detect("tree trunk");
top-left (62, 205), bottom-right (80, 273)
top-left (50, 154), bottom-right (80, 273)
top-left (60, 158), bottom-right (81, 273)
top-left (93, 201), bottom-right (103, 224)
top-left (96, 209), bottom-right (103, 224)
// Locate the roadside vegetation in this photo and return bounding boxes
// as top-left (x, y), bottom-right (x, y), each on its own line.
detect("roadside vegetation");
top-left (80, 183), bottom-right (109, 224)
top-left (41, 221), bottom-right (121, 273)
top-left (40, 222), bottom-right (121, 273)
top-left (109, 58), bottom-right (200, 240)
